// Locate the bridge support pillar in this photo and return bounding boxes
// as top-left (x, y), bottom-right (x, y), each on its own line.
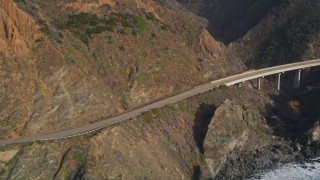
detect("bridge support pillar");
top-left (276, 73), bottom-right (281, 90)
top-left (293, 69), bottom-right (301, 88)
top-left (258, 78), bottom-right (262, 90)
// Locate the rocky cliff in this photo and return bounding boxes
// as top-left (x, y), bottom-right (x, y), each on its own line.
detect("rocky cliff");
top-left (0, 0), bottom-right (244, 140)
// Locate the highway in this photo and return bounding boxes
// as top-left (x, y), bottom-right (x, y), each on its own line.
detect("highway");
top-left (1, 59), bottom-right (320, 146)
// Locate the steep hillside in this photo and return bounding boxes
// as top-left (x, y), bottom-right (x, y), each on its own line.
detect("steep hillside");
top-left (0, 82), bottom-right (278, 179)
top-left (0, 0), bottom-right (243, 140)
top-left (1, 0), bottom-right (320, 179)
top-left (180, 0), bottom-right (320, 68)
top-left (226, 0), bottom-right (320, 67)
top-left (178, 0), bottom-right (280, 44)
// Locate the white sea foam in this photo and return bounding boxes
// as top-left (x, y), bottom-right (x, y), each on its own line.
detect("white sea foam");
top-left (250, 158), bottom-right (320, 180)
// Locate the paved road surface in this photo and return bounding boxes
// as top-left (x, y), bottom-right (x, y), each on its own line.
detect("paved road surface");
top-left (1, 59), bottom-right (320, 146)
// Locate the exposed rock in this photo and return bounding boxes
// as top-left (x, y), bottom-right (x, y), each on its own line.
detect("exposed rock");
top-left (200, 99), bottom-right (270, 178)
top-left (0, 148), bottom-right (19, 174)
top-left (0, 148), bottom-right (19, 162)
top-left (309, 122), bottom-right (320, 143)
top-left (198, 29), bottom-right (223, 56)
top-left (0, 0), bottom-right (40, 57)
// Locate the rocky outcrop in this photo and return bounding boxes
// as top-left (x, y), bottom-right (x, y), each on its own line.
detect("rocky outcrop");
top-left (308, 122), bottom-right (320, 143)
top-left (198, 29), bottom-right (223, 56)
top-left (200, 99), bottom-right (270, 178)
top-left (0, 148), bottom-right (19, 174)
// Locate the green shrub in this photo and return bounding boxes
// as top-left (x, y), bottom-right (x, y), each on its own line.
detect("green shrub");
top-left (14, 0), bottom-right (26, 4)
top-left (178, 101), bottom-right (197, 115)
top-left (218, 85), bottom-right (228, 90)
top-left (160, 23), bottom-right (169, 30)
top-left (21, 141), bottom-right (33, 148)
top-left (133, 16), bottom-right (147, 32)
top-left (72, 151), bottom-right (86, 165)
top-left (153, 108), bottom-right (162, 117)
top-left (60, 13), bottom-right (148, 43)
top-left (154, 0), bottom-right (165, 5)
top-left (38, 20), bottom-right (50, 34)
top-left (143, 111), bottom-right (154, 123)
top-left (119, 44), bottom-right (125, 51)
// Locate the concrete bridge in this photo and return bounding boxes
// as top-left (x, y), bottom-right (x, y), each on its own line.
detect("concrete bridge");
top-left (1, 59), bottom-right (320, 146)
top-left (227, 60), bottom-right (319, 90)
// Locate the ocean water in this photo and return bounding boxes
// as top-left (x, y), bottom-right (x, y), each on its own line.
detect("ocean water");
top-left (250, 158), bottom-right (320, 180)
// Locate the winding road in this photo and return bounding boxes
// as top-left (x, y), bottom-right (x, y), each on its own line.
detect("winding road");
top-left (1, 59), bottom-right (320, 146)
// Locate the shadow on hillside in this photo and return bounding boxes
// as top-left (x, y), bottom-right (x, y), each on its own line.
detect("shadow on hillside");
top-left (192, 165), bottom-right (201, 180)
top-left (264, 68), bottom-right (320, 139)
top-left (200, 0), bottom-right (279, 44)
top-left (192, 103), bottom-right (217, 154)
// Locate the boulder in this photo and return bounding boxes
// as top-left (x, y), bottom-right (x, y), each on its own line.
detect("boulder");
top-left (200, 99), bottom-right (270, 178)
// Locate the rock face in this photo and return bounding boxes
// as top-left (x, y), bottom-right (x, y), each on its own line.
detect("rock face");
top-left (0, 148), bottom-right (18, 174)
top-left (201, 99), bottom-right (270, 178)
top-left (309, 122), bottom-right (320, 143)
top-left (0, 0), bottom-right (40, 57)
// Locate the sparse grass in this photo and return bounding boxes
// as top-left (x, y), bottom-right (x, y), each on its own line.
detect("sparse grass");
top-left (137, 73), bottom-right (149, 84)
top-left (58, 32), bottom-right (64, 38)
top-left (105, 34), bottom-right (114, 43)
top-left (62, 170), bottom-right (70, 180)
top-left (121, 98), bottom-right (130, 109)
top-left (92, 52), bottom-right (98, 60)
